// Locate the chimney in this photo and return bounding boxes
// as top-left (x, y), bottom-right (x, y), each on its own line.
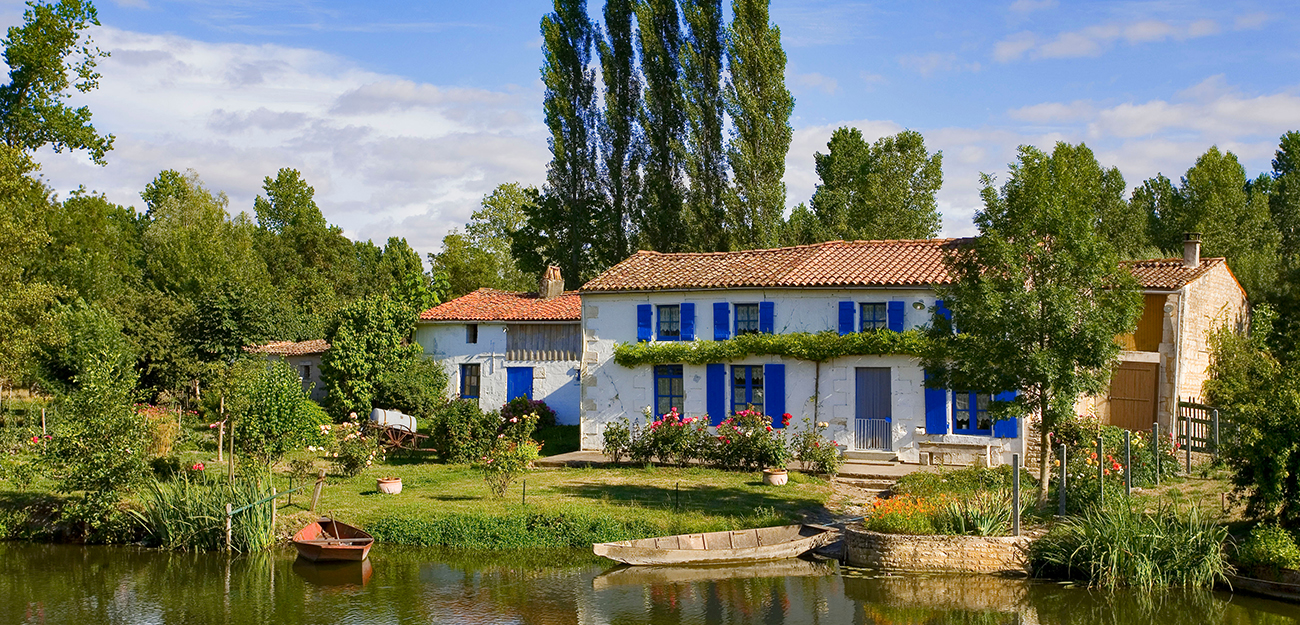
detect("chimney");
top-left (539, 266), bottom-right (564, 299)
top-left (1182, 232), bottom-right (1201, 269)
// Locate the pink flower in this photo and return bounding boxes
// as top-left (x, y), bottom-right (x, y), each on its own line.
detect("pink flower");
top-left (509, 417), bottom-right (518, 423)
top-left (498, 433), bottom-right (505, 439)
top-left (190, 463), bottom-right (205, 471)
top-left (208, 422), bottom-right (219, 429)
top-left (31, 436), bottom-right (38, 444)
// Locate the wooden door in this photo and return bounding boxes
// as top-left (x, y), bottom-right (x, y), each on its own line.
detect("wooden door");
top-left (1108, 361), bottom-right (1159, 431)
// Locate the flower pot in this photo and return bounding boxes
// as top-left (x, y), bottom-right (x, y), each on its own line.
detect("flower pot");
top-left (762, 468), bottom-right (788, 486)
top-left (377, 478), bottom-right (403, 495)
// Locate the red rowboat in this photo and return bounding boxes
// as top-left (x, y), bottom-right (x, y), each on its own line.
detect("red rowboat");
top-left (292, 517), bottom-right (374, 562)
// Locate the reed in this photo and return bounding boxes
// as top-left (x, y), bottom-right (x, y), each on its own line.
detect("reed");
top-left (1029, 501), bottom-right (1228, 590)
top-left (135, 473), bottom-right (276, 552)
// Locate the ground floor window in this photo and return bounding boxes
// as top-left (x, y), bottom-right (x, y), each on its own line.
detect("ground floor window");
top-left (732, 365), bottom-right (764, 414)
top-left (953, 391), bottom-right (992, 434)
top-left (654, 365), bottom-right (684, 416)
top-left (460, 363), bottom-right (481, 399)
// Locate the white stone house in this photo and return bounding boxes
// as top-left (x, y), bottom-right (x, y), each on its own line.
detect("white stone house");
top-left (416, 269), bottom-right (583, 424)
top-left (577, 239), bottom-right (1028, 465)
top-left (245, 339), bottom-right (330, 401)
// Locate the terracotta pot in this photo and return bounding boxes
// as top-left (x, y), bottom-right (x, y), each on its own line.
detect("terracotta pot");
top-left (377, 477), bottom-right (403, 495)
top-left (762, 468), bottom-right (788, 486)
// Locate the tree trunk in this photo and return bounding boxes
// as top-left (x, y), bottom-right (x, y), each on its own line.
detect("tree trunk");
top-left (1037, 392), bottom-right (1051, 507)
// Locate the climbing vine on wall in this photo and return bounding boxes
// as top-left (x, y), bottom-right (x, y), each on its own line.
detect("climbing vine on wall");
top-left (612, 330), bottom-right (932, 367)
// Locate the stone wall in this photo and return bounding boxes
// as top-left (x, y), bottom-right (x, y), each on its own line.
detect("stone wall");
top-left (844, 525), bottom-right (1031, 574)
top-left (1178, 262), bottom-right (1248, 402)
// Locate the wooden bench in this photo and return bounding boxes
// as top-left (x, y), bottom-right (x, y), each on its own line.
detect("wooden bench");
top-left (917, 441), bottom-right (996, 467)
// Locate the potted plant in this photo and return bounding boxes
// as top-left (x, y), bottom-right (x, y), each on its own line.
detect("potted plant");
top-left (377, 476), bottom-right (402, 494)
top-left (761, 417), bottom-right (794, 486)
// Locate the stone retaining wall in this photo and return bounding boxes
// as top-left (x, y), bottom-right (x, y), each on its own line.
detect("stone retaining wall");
top-left (845, 525), bottom-right (1031, 574)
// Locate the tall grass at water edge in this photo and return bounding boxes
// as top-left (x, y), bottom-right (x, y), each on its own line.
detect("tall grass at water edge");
top-left (1029, 501), bottom-right (1228, 590)
top-left (135, 474), bottom-right (276, 553)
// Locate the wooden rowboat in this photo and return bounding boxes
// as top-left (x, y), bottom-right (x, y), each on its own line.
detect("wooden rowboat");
top-left (1223, 571), bottom-right (1300, 604)
top-left (593, 524), bottom-right (839, 566)
top-left (292, 517), bottom-right (374, 562)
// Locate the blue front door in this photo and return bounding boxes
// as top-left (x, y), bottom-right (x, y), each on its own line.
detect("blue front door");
top-left (506, 367), bottom-right (533, 402)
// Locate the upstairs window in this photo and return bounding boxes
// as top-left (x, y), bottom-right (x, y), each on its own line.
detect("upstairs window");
top-left (654, 365), bottom-right (684, 416)
top-left (860, 303), bottom-right (888, 332)
top-left (735, 304), bottom-right (760, 335)
top-left (953, 391), bottom-right (992, 434)
top-left (657, 305), bottom-right (680, 340)
top-left (466, 323), bottom-right (478, 344)
top-left (460, 363), bottom-right (481, 399)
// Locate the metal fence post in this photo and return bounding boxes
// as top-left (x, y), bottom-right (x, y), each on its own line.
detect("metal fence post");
top-left (1212, 409), bottom-right (1220, 460)
top-left (1058, 443), bottom-right (1067, 517)
top-left (1012, 454), bottom-right (1021, 536)
top-left (225, 503), bottom-right (232, 552)
top-left (1124, 430), bottom-right (1132, 497)
top-left (1152, 422), bottom-right (1160, 487)
top-left (1097, 437), bottom-right (1104, 508)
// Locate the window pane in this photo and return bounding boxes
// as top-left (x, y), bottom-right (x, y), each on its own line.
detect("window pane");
top-left (733, 367), bottom-right (746, 385)
top-left (977, 411), bottom-right (992, 431)
top-left (736, 304), bottom-right (760, 334)
top-left (670, 377), bottom-right (684, 396)
top-left (657, 396), bottom-right (671, 416)
top-left (976, 394), bottom-right (990, 410)
top-left (658, 305), bottom-right (680, 337)
top-left (955, 392), bottom-right (969, 411)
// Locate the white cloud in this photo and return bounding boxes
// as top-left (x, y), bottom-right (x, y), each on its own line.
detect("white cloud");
top-left (30, 26), bottom-right (548, 259)
top-left (998, 18), bottom-right (1222, 62)
top-left (993, 31), bottom-right (1037, 62)
top-left (1233, 12), bottom-right (1269, 30)
top-left (792, 71), bottom-right (839, 95)
top-left (898, 52), bottom-right (980, 77)
top-left (1008, 101), bottom-right (1095, 124)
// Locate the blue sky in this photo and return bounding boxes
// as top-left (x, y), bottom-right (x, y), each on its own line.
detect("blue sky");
top-left (10, 0), bottom-right (1300, 257)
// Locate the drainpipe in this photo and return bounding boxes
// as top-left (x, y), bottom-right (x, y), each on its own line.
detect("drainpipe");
top-left (813, 361), bottom-right (821, 424)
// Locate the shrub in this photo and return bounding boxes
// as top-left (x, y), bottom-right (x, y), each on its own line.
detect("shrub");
top-left (893, 464), bottom-right (1034, 499)
top-left (311, 420), bottom-right (380, 477)
top-left (634, 408), bottom-right (712, 467)
top-left (431, 399), bottom-right (501, 463)
top-left (791, 418), bottom-right (843, 476)
top-left (233, 361), bottom-right (329, 464)
top-left (58, 490), bottom-right (141, 544)
top-left (373, 355), bottom-right (448, 421)
top-left (1029, 502), bottom-right (1228, 589)
top-left (502, 397), bottom-right (557, 429)
top-left (713, 410), bottom-right (791, 471)
top-left (476, 439), bottom-right (540, 497)
top-left (864, 494), bottom-right (942, 535)
top-left (321, 295), bottom-right (424, 419)
top-left (136, 404), bottom-right (184, 457)
top-left (601, 418), bottom-right (632, 464)
top-left (1235, 525), bottom-right (1300, 575)
top-left (149, 455), bottom-right (185, 480)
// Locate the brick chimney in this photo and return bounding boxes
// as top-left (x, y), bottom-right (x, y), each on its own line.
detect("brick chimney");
top-left (539, 266), bottom-right (564, 299)
top-left (1182, 232), bottom-right (1201, 269)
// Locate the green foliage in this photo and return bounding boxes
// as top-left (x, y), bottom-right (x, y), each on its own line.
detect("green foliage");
top-left (1029, 502), bottom-right (1228, 590)
top-left (635, 0), bottom-right (688, 253)
top-left (0, 146), bottom-right (62, 382)
top-left (614, 329), bottom-right (929, 367)
top-left (372, 355), bottom-right (447, 421)
top-left (713, 409), bottom-right (790, 470)
top-left (601, 417), bottom-right (632, 464)
top-left (1204, 305), bottom-right (1300, 525)
top-left (42, 304), bottom-right (149, 495)
top-left (430, 399), bottom-right (501, 464)
top-left (1235, 525), bottom-right (1300, 574)
top-left (594, 0), bottom-right (640, 267)
top-left (321, 295), bottom-right (422, 419)
top-left (57, 489), bottom-right (139, 544)
top-left (791, 418), bottom-right (843, 476)
top-left (476, 438), bottom-right (541, 498)
top-left (933, 489), bottom-right (1025, 537)
top-left (135, 472), bottom-right (275, 552)
top-left (629, 408), bottom-right (713, 467)
top-left (324, 421), bottom-right (379, 477)
top-left (500, 397), bottom-right (557, 429)
top-left (232, 360), bottom-right (326, 464)
top-left (864, 495), bottom-right (938, 535)
top-left (0, 0), bottom-right (114, 164)
top-left (432, 185), bottom-right (539, 298)
top-left (926, 142), bottom-right (1145, 504)
top-left (681, 0), bottom-right (728, 252)
top-left (892, 464), bottom-right (1032, 498)
top-left (806, 128), bottom-right (943, 243)
top-left (368, 509), bottom-right (656, 550)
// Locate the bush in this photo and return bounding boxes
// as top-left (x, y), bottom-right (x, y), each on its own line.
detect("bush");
top-left (373, 356), bottom-right (448, 421)
top-left (321, 295), bottom-right (424, 419)
top-left (931, 488), bottom-right (1030, 536)
top-left (1235, 525), bottom-right (1300, 575)
top-left (502, 397), bottom-right (557, 428)
top-left (233, 361), bottom-right (329, 464)
top-left (312, 420), bottom-right (381, 477)
top-left (149, 455), bottom-right (185, 480)
top-left (629, 408), bottom-right (711, 467)
top-left (893, 464), bottom-right (1034, 499)
top-left (1029, 502), bottom-right (1228, 589)
top-left (602, 418), bottom-right (632, 464)
top-left (476, 438), bottom-right (540, 497)
top-left (713, 409), bottom-right (791, 471)
top-left (1050, 415), bottom-right (1179, 489)
top-left (431, 399), bottom-right (500, 463)
top-left (58, 490), bottom-right (141, 544)
top-left (791, 418), bottom-right (843, 476)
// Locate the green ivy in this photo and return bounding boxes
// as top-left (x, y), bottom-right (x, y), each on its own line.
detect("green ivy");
top-left (612, 330), bottom-right (932, 367)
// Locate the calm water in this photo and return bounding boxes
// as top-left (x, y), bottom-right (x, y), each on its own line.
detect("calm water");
top-left (2, 543), bottom-right (1298, 624)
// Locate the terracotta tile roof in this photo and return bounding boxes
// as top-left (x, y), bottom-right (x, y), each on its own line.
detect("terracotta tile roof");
top-left (580, 239), bottom-right (967, 291)
top-left (418, 288), bottom-right (581, 322)
top-left (245, 339), bottom-right (330, 356)
top-left (1122, 257), bottom-right (1228, 290)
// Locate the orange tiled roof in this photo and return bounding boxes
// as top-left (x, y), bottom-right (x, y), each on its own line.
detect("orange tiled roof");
top-left (580, 239), bottom-right (966, 292)
top-left (580, 240), bottom-right (1233, 293)
top-left (418, 288), bottom-right (581, 322)
top-left (1121, 257), bottom-right (1227, 290)
top-left (245, 339), bottom-right (330, 356)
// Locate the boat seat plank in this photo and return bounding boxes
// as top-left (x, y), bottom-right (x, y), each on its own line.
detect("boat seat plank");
top-left (730, 531), bottom-right (758, 549)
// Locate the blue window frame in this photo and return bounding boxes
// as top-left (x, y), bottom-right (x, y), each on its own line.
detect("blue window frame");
top-left (735, 303), bottom-right (760, 335)
top-left (953, 391), bottom-right (992, 434)
top-left (654, 365), bottom-right (684, 416)
top-left (657, 305), bottom-right (681, 340)
top-left (860, 303), bottom-right (888, 332)
top-left (732, 365), bottom-right (764, 414)
top-left (459, 363), bottom-right (480, 399)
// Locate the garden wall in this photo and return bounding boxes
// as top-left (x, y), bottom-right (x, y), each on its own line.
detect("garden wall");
top-left (844, 525), bottom-right (1031, 574)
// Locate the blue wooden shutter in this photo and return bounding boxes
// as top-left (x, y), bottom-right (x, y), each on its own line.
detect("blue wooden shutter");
top-left (636, 304), bottom-right (652, 342)
top-left (935, 299), bottom-right (951, 320)
top-left (992, 390), bottom-right (1019, 438)
top-left (713, 302), bottom-right (730, 340)
top-left (764, 363), bottom-right (785, 427)
top-left (707, 363), bottom-right (726, 425)
top-left (759, 302), bottom-right (775, 334)
top-left (887, 301), bottom-right (905, 332)
top-left (680, 303), bottom-right (695, 341)
top-left (838, 301), bottom-right (855, 335)
top-left (924, 370), bottom-right (949, 434)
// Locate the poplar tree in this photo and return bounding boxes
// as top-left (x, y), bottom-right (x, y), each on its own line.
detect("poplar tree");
top-left (809, 128), bottom-right (943, 242)
top-left (724, 0), bottom-right (793, 250)
top-left (680, 0), bottom-right (728, 251)
top-left (636, 0), bottom-right (688, 252)
top-left (596, 0), bottom-right (642, 266)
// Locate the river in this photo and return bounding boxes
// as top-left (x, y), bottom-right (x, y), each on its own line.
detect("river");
top-left (2, 543), bottom-right (1297, 624)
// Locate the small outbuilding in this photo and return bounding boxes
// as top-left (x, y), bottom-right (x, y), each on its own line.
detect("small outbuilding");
top-left (245, 339), bottom-right (330, 401)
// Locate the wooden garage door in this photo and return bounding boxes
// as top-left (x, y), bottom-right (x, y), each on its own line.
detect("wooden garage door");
top-left (1108, 361), bottom-right (1159, 431)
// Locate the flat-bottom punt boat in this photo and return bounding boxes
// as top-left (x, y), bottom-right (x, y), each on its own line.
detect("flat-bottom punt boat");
top-left (292, 517), bottom-right (374, 562)
top-left (593, 524), bottom-right (839, 566)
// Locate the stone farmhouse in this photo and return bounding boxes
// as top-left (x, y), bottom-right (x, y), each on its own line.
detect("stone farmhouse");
top-left (245, 339), bottom-right (330, 401)
top-left (420, 235), bottom-right (1246, 466)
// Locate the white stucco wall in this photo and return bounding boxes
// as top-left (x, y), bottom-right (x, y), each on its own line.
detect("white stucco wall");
top-left (416, 321), bottom-right (582, 425)
top-left (579, 288), bottom-right (1025, 464)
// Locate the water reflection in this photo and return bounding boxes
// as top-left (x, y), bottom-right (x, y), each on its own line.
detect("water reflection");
top-left (1, 543), bottom-right (1296, 624)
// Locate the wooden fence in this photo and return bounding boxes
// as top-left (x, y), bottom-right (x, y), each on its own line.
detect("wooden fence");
top-left (1176, 398), bottom-right (1230, 468)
